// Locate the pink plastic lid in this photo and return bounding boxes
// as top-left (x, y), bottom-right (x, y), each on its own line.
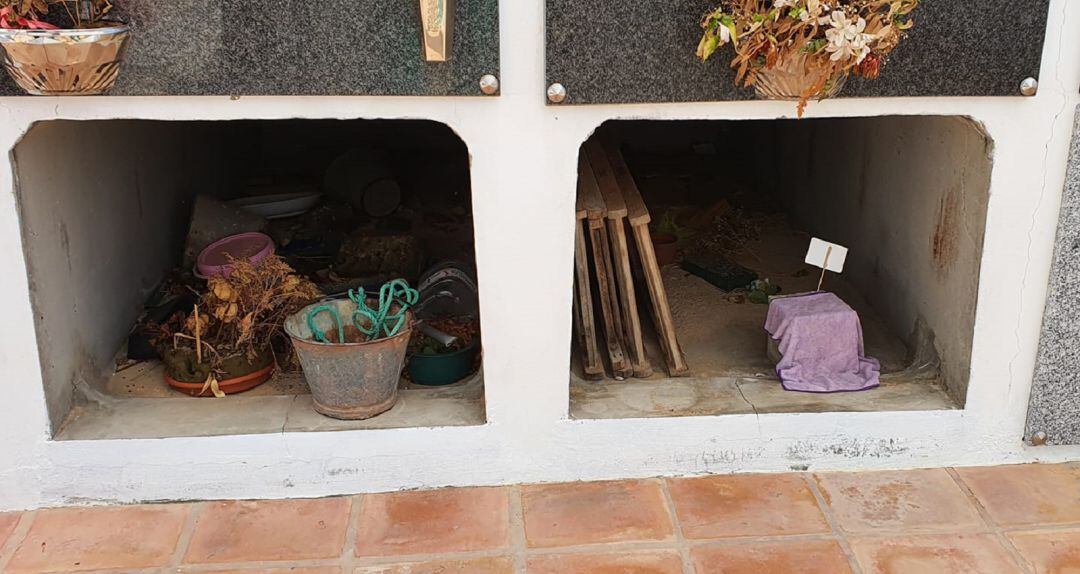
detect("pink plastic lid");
top-left (196, 232), bottom-right (275, 278)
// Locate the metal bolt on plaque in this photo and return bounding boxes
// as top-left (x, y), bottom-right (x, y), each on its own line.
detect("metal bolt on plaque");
top-left (479, 74), bottom-right (499, 95)
top-left (1020, 77), bottom-right (1038, 97)
top-left (547, 83), bottom-right (567, 103)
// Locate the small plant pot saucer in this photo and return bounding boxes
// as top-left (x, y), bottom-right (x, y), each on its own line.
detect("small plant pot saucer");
top-left (165, 364), bottom-right (275, 397)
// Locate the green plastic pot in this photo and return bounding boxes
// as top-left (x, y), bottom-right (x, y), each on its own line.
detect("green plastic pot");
top-left (407, 340), bottom-right (480, 386)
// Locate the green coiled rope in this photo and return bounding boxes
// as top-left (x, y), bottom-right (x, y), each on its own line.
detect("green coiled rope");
top-left (306, 278), bottom-right (419, 344)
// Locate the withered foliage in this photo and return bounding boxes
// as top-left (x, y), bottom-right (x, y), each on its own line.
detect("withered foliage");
top-left (0, 0), bottom-right (113, 28)
top-left (173, 255), bottom-right (321, 367)
top-left (698, 0), bottom-right (917, 115)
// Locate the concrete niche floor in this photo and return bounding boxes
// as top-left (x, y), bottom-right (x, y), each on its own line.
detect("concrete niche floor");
top-left (57, 367), bottom-right (486, 440)
top-left (571, 223), bottom-right (959, 420)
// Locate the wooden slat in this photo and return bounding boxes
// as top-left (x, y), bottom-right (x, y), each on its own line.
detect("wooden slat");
top-left (574, 219), bottom-right (604, 378)
top-left (577, 152), bottom-right (607, 221)
top-left (584, 140), bottom-right (628, 219)
top-left (603, 140), bottom-right (651, 227)
top-left (607, 217), bottom-right (652, 378)
top-left (589, 222), bottom-right (631, 378)
top-left (630, 224), bottom-right (689, 376)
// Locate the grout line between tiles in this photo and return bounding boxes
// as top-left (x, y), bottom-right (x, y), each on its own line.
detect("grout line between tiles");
top-left (341, 494), bottom-right (364, 573)
top-left (0, 510), bottom-right (36, 573)
top-left (174, 558), bottom-right (346, 572)
top-left (657, 479), bottom-right (694, 574)
top-left (351, 549), bottom-right (510, 567)
top-left (946, 467), bottom-right (1034, 574)
top-left (999, 521), bottom-right (1080, 533)
top-left (804, 474), bottom-right (864, 574)
top-left (162, 502), bottom-right (204, 574)
top-left (508, 485), bottom-right (527, 574)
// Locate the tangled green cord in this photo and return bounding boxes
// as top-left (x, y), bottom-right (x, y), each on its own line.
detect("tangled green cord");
top-left (306, 279), bottom-right (419, 344)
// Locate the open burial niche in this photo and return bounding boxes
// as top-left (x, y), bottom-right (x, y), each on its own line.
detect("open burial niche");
top-left (571, 116), bottom-right (992, 419)
top-left (15, 119), bottom-right (485, 440)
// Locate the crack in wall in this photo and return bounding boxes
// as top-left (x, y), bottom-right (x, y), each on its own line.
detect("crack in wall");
top-left (1007, 0), bottom-right (1071, 404)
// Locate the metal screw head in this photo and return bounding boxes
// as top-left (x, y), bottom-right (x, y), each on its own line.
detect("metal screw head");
top-left (547, 82), bottom-right (567, 104)
top-left (1020, 77), bottom-right (1039, 97)
top-left (479, 74), bottom-right (499, 95)
top-left (1031, 430), bottom-right (1048, 446)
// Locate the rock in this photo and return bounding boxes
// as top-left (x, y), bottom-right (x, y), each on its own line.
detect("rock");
top-left (183, 195), bottom-right (268, 268)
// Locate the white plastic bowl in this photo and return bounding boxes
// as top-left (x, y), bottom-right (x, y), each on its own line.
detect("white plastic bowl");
top-left (230, 191), bottom-right (323, 219)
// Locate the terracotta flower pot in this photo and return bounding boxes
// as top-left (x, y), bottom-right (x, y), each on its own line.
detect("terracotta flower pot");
top-left (652, 233), bottom-right (678, 267)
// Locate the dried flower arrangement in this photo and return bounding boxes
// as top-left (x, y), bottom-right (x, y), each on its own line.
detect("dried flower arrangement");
top-left (0, 0), bottom-right (114, 29)
top-left (159, 255), bottom-right (322, 394)
top-left (697, 0), bottom-right (918, 115)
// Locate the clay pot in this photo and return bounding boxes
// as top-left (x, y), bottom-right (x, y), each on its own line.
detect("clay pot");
top-left (652, 233), bottom-right (678, 266)
top-left (165, 363), bottom-right (275, 397)
top-left (163, 348), bottom-right (275, 397)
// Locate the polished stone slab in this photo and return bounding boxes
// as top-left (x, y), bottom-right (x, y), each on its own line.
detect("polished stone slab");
top-left (1026, 106), bottom-right (1080, 446)
top-left (0, 0), bottom-right (499, 96)
top-left (545, 0), bottom-right (1051, 104)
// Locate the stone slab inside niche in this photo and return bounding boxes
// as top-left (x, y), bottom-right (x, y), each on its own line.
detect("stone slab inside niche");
top-left (0, 0), bottom-right (499, 96)
top-left (1026, 106), bottom-right (1080, 446)
top-left (545, 0), bottom-right (1050, 104)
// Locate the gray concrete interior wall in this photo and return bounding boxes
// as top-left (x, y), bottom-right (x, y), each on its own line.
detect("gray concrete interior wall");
top-left (13, 120), bottom-right (220, 431)
top-left (774, 116), bottom-right (993, 404)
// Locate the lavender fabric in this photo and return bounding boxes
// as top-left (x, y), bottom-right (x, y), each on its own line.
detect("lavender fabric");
top-left (764, 291), bottom-right (880, 393)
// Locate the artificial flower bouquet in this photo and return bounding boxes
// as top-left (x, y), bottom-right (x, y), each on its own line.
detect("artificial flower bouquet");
top-left (698, 0), bottom-right (918, 115)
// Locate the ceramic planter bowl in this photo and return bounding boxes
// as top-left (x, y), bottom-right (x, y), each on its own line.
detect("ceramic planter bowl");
top-left (0, 25), bottom-right (130, 95)
top-left (408, 339), bottom-right (480, 386)
top-left (753, 52), bottom-right (847, 101)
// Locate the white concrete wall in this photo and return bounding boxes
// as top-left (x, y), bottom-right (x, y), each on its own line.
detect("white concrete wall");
top-left (775, 116), bottom-right (992, 402)
top-left (0, 0), bottom-right (1077, 510)
top-left (13, 120), bottom-right (215, 431)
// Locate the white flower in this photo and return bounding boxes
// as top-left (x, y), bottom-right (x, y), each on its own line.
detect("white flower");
top-left (824, 10), bottom-right (873, 63)
top-left (774, 0), bottom-right (796, 8)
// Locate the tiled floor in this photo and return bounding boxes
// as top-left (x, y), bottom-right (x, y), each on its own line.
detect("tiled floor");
top-left (0, 463), bottom-right (1078, 573)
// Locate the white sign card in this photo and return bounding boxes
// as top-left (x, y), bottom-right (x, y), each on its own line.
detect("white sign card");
top-left (805, 237), bottom-right (848, 273)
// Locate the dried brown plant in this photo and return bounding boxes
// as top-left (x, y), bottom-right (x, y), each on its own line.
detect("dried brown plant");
top-left (698, 0), bottom-right (917, 114)
top-left (173, 255), bottom-right (322, 368)
top-left (0, 0), bottom-right (114, 28)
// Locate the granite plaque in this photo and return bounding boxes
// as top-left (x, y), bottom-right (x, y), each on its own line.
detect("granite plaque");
top-left (1026, 106), bottom-right (1080, 446)
top-left (0, 0), bottom-right (499, 96)
top-left (545, 0), bottom-right (1051, 104)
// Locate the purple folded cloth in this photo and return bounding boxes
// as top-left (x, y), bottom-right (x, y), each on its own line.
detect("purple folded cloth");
top-left (764, 291), bottom-right (880, 393)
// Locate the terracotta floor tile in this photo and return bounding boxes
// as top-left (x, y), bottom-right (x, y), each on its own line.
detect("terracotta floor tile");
top-left (1007, 528), bottom-right (1080, 573)
top-left (666, 474), bottom-right (829, 539)
top-left (355, 556), bottom-right (513, 573)
top-left (521, 480), bottom-right (673, 548)
top-left (956, 463), bottom-right (1080, 526)
top-left (691, 539), bottom-right (853, 573)
top-left (850, 533), bottom-right (1021, 574)
top-left (815, 469), bottom-right (984, 534)
top-left (0, 511), bottom-right (21, 548)
top-left (527, 550), bottom-right (684, 574)
top-left (5, 504), bottom-right (188, 573)
top-left (356, 487), bottom-right (509, 557)
top-left (184, 497), bottom-right (351, 564)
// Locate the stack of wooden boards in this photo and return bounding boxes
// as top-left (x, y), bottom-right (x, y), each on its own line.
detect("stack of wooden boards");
top-left (573, 139), bottom-right (689, 380)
